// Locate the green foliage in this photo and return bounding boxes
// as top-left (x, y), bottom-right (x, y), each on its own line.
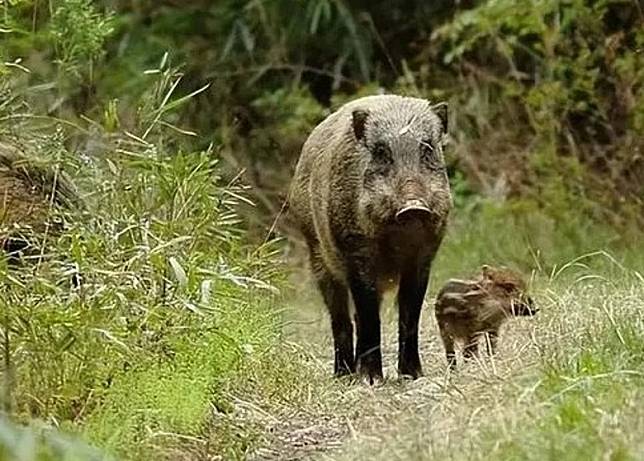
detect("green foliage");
top-left (432, 0), bottom-right (642, 140)
top-left (222, 85), bottom-right (326, 207)
top-left (250, 87), bottom-right (327, 154)
top-left (0, 57), bottom-right (284, 459)
top-left (3, 0), bottom-right (642, 231)
top-left (430, 197), bottom-right (641, 288)
top-left (82, 297), bottom-right (280, 459)
top-left (50, 0), bottom-right (114, 76)
top-left (0, 416), bottom-right (111, 461)
top-left (216, 0), bottom-right (373, 81)
top-left (1, 1), bottom-right (643, 458)
top-left (1, 0), bottom-right (114, 73)
top-left (426, 0), bottom-right (643, 229)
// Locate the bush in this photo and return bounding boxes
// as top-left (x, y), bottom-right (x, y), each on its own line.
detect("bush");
top-left (429, 0), bottom-right (643, 223)
top-left (0, 61), bottom-right (284, 459)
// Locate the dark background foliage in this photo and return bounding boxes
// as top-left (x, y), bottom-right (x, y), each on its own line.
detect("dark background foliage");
top-left (3, 0), bottom-right (642, 238)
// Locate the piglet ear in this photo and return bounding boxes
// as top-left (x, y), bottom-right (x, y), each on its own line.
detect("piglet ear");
top-left (352, 109), bottom-right (369, 141)
top-left (481, 264), bottom-right (492, 278)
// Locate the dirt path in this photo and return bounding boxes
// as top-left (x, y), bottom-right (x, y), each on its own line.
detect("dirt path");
top-left (240, 289), bottom-right (541, 461)
top-left (195, 268), bottom-right (644, 461)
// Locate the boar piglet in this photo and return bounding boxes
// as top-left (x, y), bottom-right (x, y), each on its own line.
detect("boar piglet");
top-left (434, 265), bottom-right (538, 369)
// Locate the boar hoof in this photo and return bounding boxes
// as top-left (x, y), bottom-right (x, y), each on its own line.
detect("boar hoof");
top-left (359, 371), bottom-right (384, 386)
top-left (357, 360), bottom-right (383, 386)
top-left (399, 364), bottom-right (423, 380)
top-left (334, 360), bottom-right (356, 377)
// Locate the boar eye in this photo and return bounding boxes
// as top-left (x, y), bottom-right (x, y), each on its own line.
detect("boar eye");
top-left (420, 140), bottom-right (441, 168)
top-left (372, 142), bottom-right (392, 164)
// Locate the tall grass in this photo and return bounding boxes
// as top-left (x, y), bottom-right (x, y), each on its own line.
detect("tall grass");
top-left (0, 62), bottom-right (285, 460)
top-left (427, 193), bottom-right (643, 290)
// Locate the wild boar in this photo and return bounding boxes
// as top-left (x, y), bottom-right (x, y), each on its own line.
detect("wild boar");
top-left (287, 94), bottom-right (452, 383)
top-left (0, 141), bottom-right (78, 260)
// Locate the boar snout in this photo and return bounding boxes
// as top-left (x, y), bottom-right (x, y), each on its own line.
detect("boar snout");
top-left (512, 295), bottom-right (538, 316)
top-left (395, 179), bottom-right (431, 222)
top-left (395, 199), bottom-right (432, 222)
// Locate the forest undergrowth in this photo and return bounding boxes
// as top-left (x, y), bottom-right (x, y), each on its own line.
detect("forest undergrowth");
top-left (1, 1), bottom-right (643, 459)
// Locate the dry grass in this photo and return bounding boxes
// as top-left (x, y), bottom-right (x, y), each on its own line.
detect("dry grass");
top-left (331, 269), bottom-right (643, 461)
top-left (216, 254), bottom-right (644, 461)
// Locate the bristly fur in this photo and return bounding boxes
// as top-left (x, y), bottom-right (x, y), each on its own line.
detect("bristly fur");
top-left (434, 264), bottom-right (538, 369)
top-left (0, 142), bottom-right (79, 208)
top-left (287, 94), bottom-right (452, 382)
top-left (0, 141), bottom-right (80, 256)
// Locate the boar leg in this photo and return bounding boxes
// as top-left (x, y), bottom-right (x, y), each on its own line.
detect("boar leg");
top-left (309, 244), bottom-right (354, 376)
top-left (463, 335), bottom-right (479, 361)
top-left (397, 263), bottom-right (430, 378)
top-left (317, 272), bottom-right (354, 376)
top-left (348, 272), bottom-right (383, 384)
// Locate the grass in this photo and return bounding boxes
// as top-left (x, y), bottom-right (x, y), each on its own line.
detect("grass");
top-left (321, 258), bottom-right (644, 461)
top-left (3, 196), bottom-right (643, 461)
top-left (80, 296), bottom-right (282, 460)
top-left (179, 194), bottom-right (644, 460)
top-left (485, 278), bottom-right (644, 461)
top-left (2, 138), bottom-right (642, 460)
top-left (429, 197), bottom-right (642, 283)
top-left (1, 64), bottom-right (289, 460)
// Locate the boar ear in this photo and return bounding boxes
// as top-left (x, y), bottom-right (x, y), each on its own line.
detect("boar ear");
top-left (431, 102), bottom-right (448, 133)
top-left (352, 109), bottom-right (369, 141)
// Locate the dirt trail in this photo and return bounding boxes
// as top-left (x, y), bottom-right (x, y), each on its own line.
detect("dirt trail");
top-left (242, 289), bottom-right (540, 461)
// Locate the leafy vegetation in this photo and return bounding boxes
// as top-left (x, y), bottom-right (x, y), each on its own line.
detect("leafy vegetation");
top-left (2, 0), bottom-right (642, 232)
top-left (0, 0), bottom-right (642, 460)
top-left (1, 53), bottom-right (286, 458)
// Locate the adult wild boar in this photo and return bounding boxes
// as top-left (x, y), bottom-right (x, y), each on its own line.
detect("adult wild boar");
top-left (287, 94), bottom-right (452, 384)
top-left (0, 141), bottom-right (78, 260)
